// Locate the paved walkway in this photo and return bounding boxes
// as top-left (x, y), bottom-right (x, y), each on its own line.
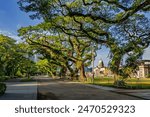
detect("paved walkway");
top-left (0, 79), bottom-right (37, 100)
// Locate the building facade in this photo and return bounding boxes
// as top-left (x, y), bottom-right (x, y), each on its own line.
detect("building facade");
top-left (136, 60), bottom-right (150, 78)
top-left (85, 59), bottom-right (150, 78)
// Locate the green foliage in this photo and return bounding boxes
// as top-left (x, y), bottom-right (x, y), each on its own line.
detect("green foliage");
top-left (113, 80), bottom-right (127, 88)
top-left (36, 59), bottom-right (57, 77)
top-left (108, 14), bottom-right (150, 80)
top-left (0, 83), bottom-right (6, 96)
top-left (0, 34), bottom-right (17, 77)
top-left (15, 70), bottom-right (24, 78)
top-left (0, 76), bottom-right (10, 82)
top-left (36, 59), bottom-right (48, 73)
top-left (18, 23), bottom-right (98, 81)
top-left (20, 78), bottom-right (35, 82)
top-left (17, 0), bottom-right (150, 81)
top-left (0, 34), bottom-right (38, 78)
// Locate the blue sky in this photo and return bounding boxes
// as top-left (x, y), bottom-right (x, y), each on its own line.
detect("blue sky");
top-left (0, 0), bottom-right (149, 66)
top-left (0, 0), bottom-right (40, 40)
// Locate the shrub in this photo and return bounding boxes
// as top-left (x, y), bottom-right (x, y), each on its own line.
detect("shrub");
top-left (114, 80), bottom-right (127, 88)
top-left (15, 71), bottom-right (24, 78)
top-left (20, 78), bottom-right (35, 82)
top-left (0, 76), bottom-right (10, 82)
top-left (0, 83), bottom-right (6, 96)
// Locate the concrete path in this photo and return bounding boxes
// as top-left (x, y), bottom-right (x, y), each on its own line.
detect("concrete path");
top-left (37, 78), bottom-right (141, 100)
top-left (0, 79), bottom-right (37, 100)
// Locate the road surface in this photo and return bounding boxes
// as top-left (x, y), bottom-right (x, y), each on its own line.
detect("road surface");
top-left (37, 78), bottom-right (141, 100)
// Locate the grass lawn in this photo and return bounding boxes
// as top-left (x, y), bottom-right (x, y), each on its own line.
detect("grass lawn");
top-left (86, 77), bottom-right (150, 89)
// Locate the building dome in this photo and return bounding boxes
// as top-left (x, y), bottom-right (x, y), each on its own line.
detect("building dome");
top-left (98, 59), bottom-right (104, 68)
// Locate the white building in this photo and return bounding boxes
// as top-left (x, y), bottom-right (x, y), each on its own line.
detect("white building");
top-left (136, 60), bottom-right (150, 78)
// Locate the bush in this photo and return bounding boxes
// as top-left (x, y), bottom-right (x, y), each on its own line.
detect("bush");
top-left (20, 78), bottom-right (35, 82)
top-left (0, 76), bottom-right (10, 82)
top-left (114, 80), bottom-right (127, 88)
top-left (0, 83), bottom-right (6, 96)
top-left (15, 71), bottom-right (24, 78)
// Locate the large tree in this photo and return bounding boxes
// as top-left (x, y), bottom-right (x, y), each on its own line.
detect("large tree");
top-left (18, 23), bottom-right (98, 81)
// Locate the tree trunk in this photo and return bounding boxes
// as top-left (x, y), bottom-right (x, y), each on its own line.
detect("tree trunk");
top-left (60, 67), bottom-right (67, 78)
top-left (70, 73), bottom-right (76, 80)
top-left (49, 71), bottom-right (55, 79)
top-left (79, 64), bottom-right (86, 82)
top-left (70, 69), bottom-right (79, 80)
top-left (51, 73), bottom-right (55, 79)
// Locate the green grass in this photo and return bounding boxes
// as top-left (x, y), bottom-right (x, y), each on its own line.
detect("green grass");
top-left (86, 77), bottom-right (150, 89)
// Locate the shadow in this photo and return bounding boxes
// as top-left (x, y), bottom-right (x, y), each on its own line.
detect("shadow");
top-left (37, 91), bottom-right (58, 100)
top-left (0, 93), bottom-right (36, 100)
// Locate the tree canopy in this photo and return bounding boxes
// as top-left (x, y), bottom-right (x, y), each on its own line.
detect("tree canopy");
top-left (17, 0), bottom-right (150, 81)
top-left (18, 23), bottom-right (98, 81)
top-left (18, 0), bottom-right (150, 43)
top-left (0, 34), bottom-right (37, 79)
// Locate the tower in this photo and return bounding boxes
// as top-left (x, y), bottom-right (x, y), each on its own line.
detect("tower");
top-left (98, 58), bottom-right (104, 68)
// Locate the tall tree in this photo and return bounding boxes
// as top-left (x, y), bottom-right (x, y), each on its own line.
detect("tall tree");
top-left (18, 23), bottom-right (98, 81)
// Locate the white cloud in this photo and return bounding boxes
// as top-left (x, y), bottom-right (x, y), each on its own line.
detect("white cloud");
top-left (0, 29), bottom-right (21, 41)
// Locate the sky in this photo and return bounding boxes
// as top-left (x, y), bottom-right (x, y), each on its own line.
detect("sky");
top-left (0, 0), bottom-right (150, 67)
top-left (0, 0), bottom-right (40, 40)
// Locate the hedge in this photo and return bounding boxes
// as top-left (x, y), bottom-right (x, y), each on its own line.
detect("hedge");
top-left (0, 83), bottom-right (6, 96)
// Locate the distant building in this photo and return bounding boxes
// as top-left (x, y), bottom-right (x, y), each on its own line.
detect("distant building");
top-left (98, 59), bottom-right (104, 68)
top-left (135, 60), bottom-right (150, 78)
top-left (85, 59), bottom-right (114, 78)
top-left (93, 59), bottom-right (108, 77)
top-left (86, 59), bottom-right (150, 78)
